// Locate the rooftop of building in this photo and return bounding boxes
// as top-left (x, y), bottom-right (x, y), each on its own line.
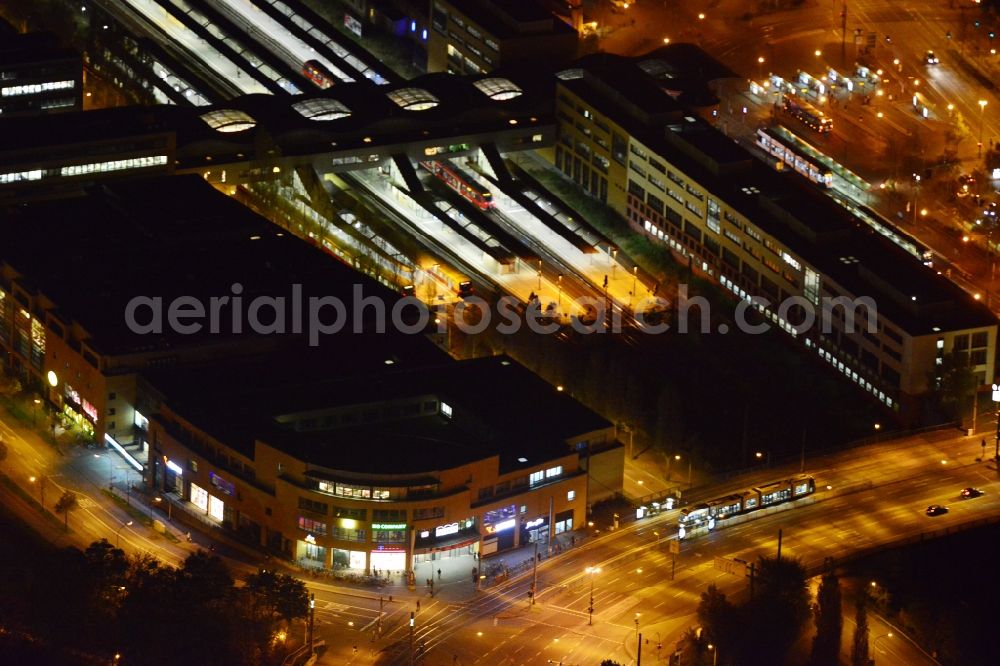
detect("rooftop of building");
top-left (437, 0), bottom-right (575, 39)
top-left (559, 49), bottom-right (996, 336)
top-left (0, 71), bottom-right (553, 167)
top-left (0, 31), bottom-right (78, 66)
top-left (0, 175), bottom-right (434, 356)
top-left (149, 353), bottom-right (610, 477)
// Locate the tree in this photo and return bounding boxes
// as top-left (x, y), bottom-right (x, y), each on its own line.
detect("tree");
top-left (0, 439), bottom-right (7, 468)
top-left (811, 572), bottom-right (843, 666)
top-left (697, 584), bottom-right (735, 652)
top-left (736, 556), bottom-right (811, 662)
top-left (54, 490), bottom-right (78, 531)
top-left (177, 550), bottom-right (233, 607)
top-left (245, 568), bottom-right (309, 625)
top-left (600, 661), bottom-right (623, 666)
top-left (851, 593), bottom-right (871, 666)
top-left (931, 351), bottom-right (978, 421)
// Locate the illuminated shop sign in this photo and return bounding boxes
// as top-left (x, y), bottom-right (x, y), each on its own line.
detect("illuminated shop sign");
top-left (209, 471), bottom-right (235, 496)
top-left (435, 522), bottom-right (459, 537)
top-left (165, 459), bottom-right (183, 475)
top-left (493, 518), bottom-right (516, 532)
top-left (420, 530), bottom-right (430, 538)
top-left (372, 523), bottom-right (407, 530)
top-left (81, 398), bottom-right (98, 423)
top-left (525, 517), bottom-right (545, 529)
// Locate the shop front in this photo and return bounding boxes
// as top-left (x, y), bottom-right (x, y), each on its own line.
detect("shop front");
top-left (296, 534), bottom-right (326, 568)
top-left (190, 482), bottom-right (225, 522)
top-left (332, 548), bottom-right (367, 570)
top-left (370, 546), bottom-right (407, 571)
top-left (519, 515), bottom-right (549, 550)
top-left (162, 456), bottom-right (184, 494)
top-left (412, 518), bottom-right (479, 565)
top-left (481, 504), bottom-right (518, 555)
top-left (371, 523), bottom-right (408, 571)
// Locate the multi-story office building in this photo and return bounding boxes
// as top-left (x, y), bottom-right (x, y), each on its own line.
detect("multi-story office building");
top-left (548, 50), bottom-right (997, 419)
top-left (0, 31), bottom-right (82, 117)
top-left (147, 353), bottom-right (619, 570)
top-left (428, 0), bottom-right (578, 75)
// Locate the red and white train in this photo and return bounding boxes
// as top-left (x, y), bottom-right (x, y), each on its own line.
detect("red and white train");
top-left (419, 160), bottom-right (495, 211)
top-left (302, 60), bottom-right (336, 89)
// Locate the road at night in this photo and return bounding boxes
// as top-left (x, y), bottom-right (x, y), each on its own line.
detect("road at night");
top-left (284, 425), bottom-right (997, 665)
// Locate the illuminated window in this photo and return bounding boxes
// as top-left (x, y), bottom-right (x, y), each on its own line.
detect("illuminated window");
top-left (545, 466), bottom-right (563, 479)
top-left (441, 402), bottom-right (453, 418)
top-left (191, 483), bottom-right (209, 512)
top-left (2, 79), bottom-right (74, 96)
top-left (387, 87), bottom-right (439, 111)
top-left (59, 155), bottom-right (167, 178)
top-left (567, 490), bottom-right (576, 501)
top-left (298, 516), bottom-right (328, 535)
top-left (473, 78), bottom-right (523, 101)
top-left (291, 98), bottom-right (351, 121)
top-left (0, 169), bottom-right (42, 184)
top-left (199, 109), bottom-right (257, 132)
top-left (529, 470), bottom-right (544, 486)
top-left (208, 495), bottom-right (224, 521)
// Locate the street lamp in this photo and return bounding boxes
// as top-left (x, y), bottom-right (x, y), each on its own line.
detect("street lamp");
top-left (585, 566), bottom-right (601, 625)
top-left (979, 99), bottom-right (988, 157)
top-left (667, 453), bottom-right (681, 480)
top-left (537, 259), bottom-right (543, 291)
top-left (707, 643), bottom-right (718, 666)
top-left (557, 273), bottom-right (563, 305)
top-left (634, 612), bottom-right (641, 639)
top-left (32, 398), bottom-right (41, 426)
top-left (115, 520), bottom-right (133, 548)
top-left (873, 632), bottom-right (894, 654)
top-left (755, 450), bottom-right (770, 466)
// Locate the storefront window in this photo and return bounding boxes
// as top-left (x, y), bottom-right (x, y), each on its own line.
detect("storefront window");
top-left (191, 483), bottom-right (208, 512)
top-left (208, 495), bottom-right (224, 521)
top-left (332, 549), bottom-right (368, 570)
top-left (370, 549), bottom-right (406, 571)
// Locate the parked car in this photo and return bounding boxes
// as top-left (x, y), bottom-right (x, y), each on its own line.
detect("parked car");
top-left (925, 504), bottom-right (948, 516)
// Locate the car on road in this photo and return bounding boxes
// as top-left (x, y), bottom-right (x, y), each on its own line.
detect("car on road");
top-left (961, 487), bottom-right (983, 499)
top-left (924, 50), bottom-right (939, 65)
top-left (957, 174), bottom-right (976, 198)
top-left (978, 202), bottom-right (998, 225)
top-left (925, 504), bottom-right (948, 516)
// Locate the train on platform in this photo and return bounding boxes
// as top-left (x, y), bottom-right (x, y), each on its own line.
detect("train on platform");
top-left (420, 160), bottom-right (495, 211)
top-left (781, 96), bottom-right (832, 133)
top-left (678, 475), bottom-right (815, 539)
top-left (756, 127), bottom-right (833, 189)
top-left (302, 60), bottom-right (336, 89)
